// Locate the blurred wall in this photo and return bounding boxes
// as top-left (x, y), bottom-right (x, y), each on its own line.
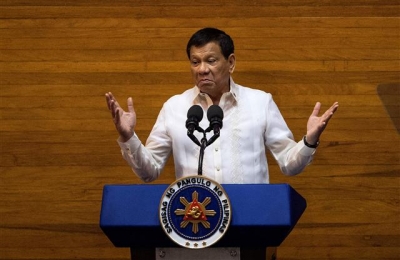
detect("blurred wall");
top-left (0, 0), bottom-right (399, 259)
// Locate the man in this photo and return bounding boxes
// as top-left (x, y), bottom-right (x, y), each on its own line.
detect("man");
top-left (106, 27), bottom-right (338, 184)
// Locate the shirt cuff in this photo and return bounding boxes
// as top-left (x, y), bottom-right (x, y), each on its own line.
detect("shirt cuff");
top-left (298, 140), bottom-right (317, 156)
top-left (117, 133), bottom-right (142, 154)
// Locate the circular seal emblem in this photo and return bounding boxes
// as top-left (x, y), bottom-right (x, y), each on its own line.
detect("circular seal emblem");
top-left (159, 176), bottom-right (231, 249)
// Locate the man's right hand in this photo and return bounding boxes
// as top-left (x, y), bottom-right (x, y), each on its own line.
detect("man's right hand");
top-left (105, 92), bottom-right (136, 142)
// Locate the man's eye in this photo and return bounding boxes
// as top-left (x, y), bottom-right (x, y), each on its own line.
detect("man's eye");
top-left (208, 59), bottom-right (216, 64)
top-left (191, 60), bottom-right (199, 65)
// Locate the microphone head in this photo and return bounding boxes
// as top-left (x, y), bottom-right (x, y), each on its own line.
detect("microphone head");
top-left (187, 105), bottom-right (204, 121)
top-left (207, 105), bottom-right (224, 129)
top-left (186, 105), bottom-right (203, 132)
top-left (207, 105), bottom-right (223, 120)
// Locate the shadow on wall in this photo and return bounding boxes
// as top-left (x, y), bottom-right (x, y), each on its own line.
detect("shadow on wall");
top-left (377, 83), bottom-right (400, 134)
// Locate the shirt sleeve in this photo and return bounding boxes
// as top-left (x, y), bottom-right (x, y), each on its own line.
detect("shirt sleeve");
top-left (117, 106), bottom-right (172, 182)
top-left (280, 140), bottom-right (316, 176)
top-left (264, 94), bottom-right (316, 176)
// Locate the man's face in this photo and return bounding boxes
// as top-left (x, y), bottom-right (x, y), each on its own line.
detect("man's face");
top-left (189, 42), bottom-right (235, 101)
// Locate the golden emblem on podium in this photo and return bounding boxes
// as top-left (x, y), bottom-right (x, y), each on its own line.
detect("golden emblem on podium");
top-left (159, 176), bottom-right (231, 249)
top-left (174, 190), bottom-right (217, 234)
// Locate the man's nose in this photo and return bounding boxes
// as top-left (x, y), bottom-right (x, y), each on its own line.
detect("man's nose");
top-left (198, 62), bottom-right (210, 74)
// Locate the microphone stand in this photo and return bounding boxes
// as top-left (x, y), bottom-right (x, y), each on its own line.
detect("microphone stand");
top-left (193, 127), bottom-right (220, 176)
top-left (198, 132), bottom-right (208, 176)
top-left (186, 104), bottom-right (223, 176)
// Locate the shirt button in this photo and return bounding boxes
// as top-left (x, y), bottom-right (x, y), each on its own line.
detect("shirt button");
top-left (215, 147), bottom-right (219, 152)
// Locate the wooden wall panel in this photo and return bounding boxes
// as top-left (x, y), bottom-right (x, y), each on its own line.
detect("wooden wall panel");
top-left (0, 0), bottom-right (399, 259)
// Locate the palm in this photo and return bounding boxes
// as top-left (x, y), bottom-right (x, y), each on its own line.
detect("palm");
top-left (115, 108), bottom-right (136, 135)
top-left (307, 114), bottom-right (324, 139)
top-left (106, 93), bottom-right (137, 141)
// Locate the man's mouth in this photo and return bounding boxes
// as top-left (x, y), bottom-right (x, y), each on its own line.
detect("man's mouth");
top-left (199, 79), bottom-right (212, 83)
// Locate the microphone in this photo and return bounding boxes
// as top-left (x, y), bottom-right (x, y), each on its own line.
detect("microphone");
top-left (207, 105), bottom-right (224, 134)
top-left (185, 105), bottom-right (223, 176)
top-left (186, 105), bottom-right (203, 133)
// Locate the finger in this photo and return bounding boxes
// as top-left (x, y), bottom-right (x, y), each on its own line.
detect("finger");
top-left (106, 92), bottom-right (118, 111)
top-left (105, 92), bottom-right (112, 110)
top-left (311, 102), bottom-right (321, 117)
top-left (326, 102), bottom-right (339, 117)
top-left (321, 102), bottom-right (339, 124)
top-left (114, 107), bottom-right (121, 125)
top-left (110, 100), bottom-right (117, 120)
top-left (113, 98), bottom-right (122, 110)
top-left (107, 92), bottom-right (115, 100)
top-left (331, 102), bottom-right (339, 113)
top-left (127, 97), bottom-right (135, 113)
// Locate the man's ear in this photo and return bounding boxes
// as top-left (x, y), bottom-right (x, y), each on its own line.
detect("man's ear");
top-left (228, 53), bottom-right (236, 73)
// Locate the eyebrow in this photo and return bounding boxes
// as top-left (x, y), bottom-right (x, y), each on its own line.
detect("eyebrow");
top-left (190, 52), bottom-right (219, 59)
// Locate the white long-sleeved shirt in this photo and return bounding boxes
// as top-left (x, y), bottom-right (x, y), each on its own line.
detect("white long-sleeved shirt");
top-left (118, 79), bottom-right (316, 184)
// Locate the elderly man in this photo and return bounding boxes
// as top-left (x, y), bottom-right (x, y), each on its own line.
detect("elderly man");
top-left (106, 27), bottom-right (338, 184)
